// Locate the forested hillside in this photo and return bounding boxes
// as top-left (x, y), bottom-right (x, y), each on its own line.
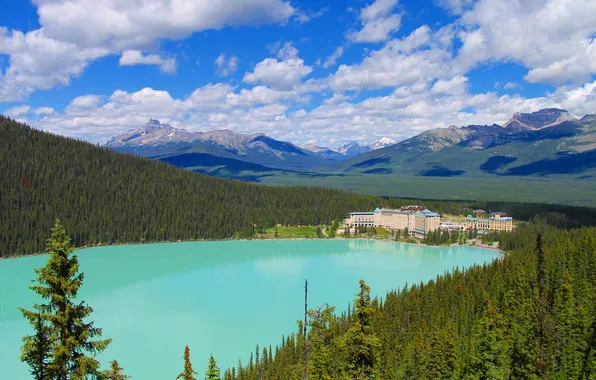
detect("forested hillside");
top-left (0, 117), bottom-right (389, 257)
top-left (226, 224), bottom-right (596, 379)
top-left (2, 116), bottom-right (596, 257)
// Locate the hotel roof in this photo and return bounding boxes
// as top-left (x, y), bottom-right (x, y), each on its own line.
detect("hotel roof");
top-left (350, 211), bottom-right (374, 215)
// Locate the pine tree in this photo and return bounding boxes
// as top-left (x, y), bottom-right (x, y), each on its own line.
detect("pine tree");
top-left (468, 298), bottom-right (508, 379)
top-left (177, 346), bottom-right (198, 380)
top-left (205, 354), bottom-right (221, 380)
top-left (307, 304), bottom-right (337, 379)
top-left (20, 219), bottom-right (111, 379)
top-left (553, 269), bottom-right (585, 378)
top-left (100, 360), bottom-right (131, 380)
top-left (340, 280), bottom-right (380, 379)
top-left (20, 312), bottom-right (52, 380)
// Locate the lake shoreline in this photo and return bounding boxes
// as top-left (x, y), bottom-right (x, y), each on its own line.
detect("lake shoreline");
top-left (0, 235), bottom-right (504, 260)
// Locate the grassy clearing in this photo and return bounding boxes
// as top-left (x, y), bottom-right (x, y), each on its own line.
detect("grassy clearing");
top-left (261, 226), bottom-right (320, 239)
top-left (258, 172), bottom-right (596, 207)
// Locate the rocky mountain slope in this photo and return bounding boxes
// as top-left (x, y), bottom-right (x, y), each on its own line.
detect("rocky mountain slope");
top-left (337, 109), bottom-right (596, 178)
top-left (106, 120), bottom-right (400, 171)
top-left (106, 120), bottom-right (330, 170)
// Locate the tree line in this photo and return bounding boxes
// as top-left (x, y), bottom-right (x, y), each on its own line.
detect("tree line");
top-left (20, 219), bottom-right (596, 379)
top-left (3, 116), bottom-right (596, 257)
top-left (225, 223), bottom-right (596, 379)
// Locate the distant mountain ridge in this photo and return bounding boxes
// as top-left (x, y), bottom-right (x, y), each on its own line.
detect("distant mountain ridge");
top-left (105, 108), bottom-right (596, 182)
top-left (338, 108), bottom-right (596, 178)
top-left (106, 120), bottom-right (400, 172)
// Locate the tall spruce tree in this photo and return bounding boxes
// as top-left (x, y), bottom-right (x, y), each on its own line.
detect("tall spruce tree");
top-left (205, 354), bottom-right (221, 380)
top-left (340, 280), bottom-right (380, 379)
top-left (20, 219), bottom-right (111, 379)
top-left (177, 346), bottom-right (198, 380)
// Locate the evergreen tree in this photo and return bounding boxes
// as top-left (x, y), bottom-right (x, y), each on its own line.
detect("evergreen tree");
top-left (177, 346), bottom-right (198, 380)
top-left (100, 360), bottom-right (130, 380)
top-left (339, 280), bottom-right (380, 379)
top-left (307, 304), bottom-right (337, 379)
top-left (553, 269), bottom-right (585, 378)
top-left (468, 298), bottom-right (508, 379)
top-left (20, 220), bottom-right (111, 380)
top-left (20, 313), bottom-right (52, 380)
top-left (205, 354), bottom-right (221, 380)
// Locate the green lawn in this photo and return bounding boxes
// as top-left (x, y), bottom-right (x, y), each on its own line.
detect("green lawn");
top-left (262, 226), bottom-right (320, 239)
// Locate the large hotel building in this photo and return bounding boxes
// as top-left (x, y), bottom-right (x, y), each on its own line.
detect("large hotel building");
top-left (347, 207), bottom-right (441, 237)
top-left (465, 214), bottom-right (513, 232)
top-left (346, 207), bottom-right (514, 236)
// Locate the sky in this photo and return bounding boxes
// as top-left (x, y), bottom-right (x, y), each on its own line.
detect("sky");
top-left (1, 0), bottom-right (596, 147)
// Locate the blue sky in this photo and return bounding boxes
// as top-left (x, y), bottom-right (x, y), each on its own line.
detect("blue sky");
top-left (1, 0), bottom-right (595, 146)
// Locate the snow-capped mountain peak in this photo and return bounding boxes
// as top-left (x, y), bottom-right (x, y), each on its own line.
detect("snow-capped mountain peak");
top-left (369, 137), bottom-right (398, 150)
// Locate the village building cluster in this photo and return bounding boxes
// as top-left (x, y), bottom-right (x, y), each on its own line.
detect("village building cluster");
top-left (345, 205), bottom-right (513, 237)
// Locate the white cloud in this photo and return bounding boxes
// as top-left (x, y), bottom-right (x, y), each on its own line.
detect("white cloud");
top-left (0, 0), bottom-right (295, 101)
top-left (431, 75), bottom-right (468, 94)
top-left (456, 0), bottom-right (596, 84)
top-left (503, 82), bottom-right (518, 90)
top-left (321, 47), bottom-right (344, 69)
top-left (276, 42), bottom-right (299, 60)
top-left (243, 58), bottom-right (312, 90)
top-left (348, 0), bottom-right (401, 43)
top-left (21, 77), bottom-right (596, 147)
top-left (295, 7), bottom-right (329, 24)
top-left (33, 107), bottom-right (55, 115)
top-left (119, 50), bottom-right (177, 74)
top-left (33, 0), bottom-right (295, 50)
top-left (330, 26), bottom-right (454, 91)
top-left (5, 104), bottom-right (30, 118)
top-left (435, 0), bottom-right (475, 15)
top-left (214, 54), bottom-right (239, 77)
top-left (0, 28), bottom-right (109, 102)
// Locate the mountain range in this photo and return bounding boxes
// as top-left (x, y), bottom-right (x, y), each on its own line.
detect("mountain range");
top-left (105, 108), bottom-right (596, 182)
top-left (105, 119), bottom-right (397, 173)
top-left (338, 108), bottom-right (596, 178)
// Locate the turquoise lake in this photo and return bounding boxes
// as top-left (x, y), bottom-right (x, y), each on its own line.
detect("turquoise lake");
top-left (0, 240), bottom-right (500, 378)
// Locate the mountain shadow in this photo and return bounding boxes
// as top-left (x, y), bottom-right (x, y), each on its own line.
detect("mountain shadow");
top-left (504, 150), bottom-right (596, 176)
top-left (480, 156), bottom-right (518, 173)
top-left (419, 165), bottom-right (465, 177)
top-left (351, 156), bottom-right (391, 168)
top-left (364, 168), bottom-right (393, 174)
top-left (159, 153), bottom-right (287, 173)
top-left (250, 135), bottom-right (306, 155)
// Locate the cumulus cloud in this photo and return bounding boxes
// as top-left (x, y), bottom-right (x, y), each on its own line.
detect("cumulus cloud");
top-left (214, 54), bottom-right (239, 77)
top-left (431, 75), bottom-right (468, 95)
top-left (276, 42), bottom-right (299, 60)
top-left (321, 47), bottom-right (344, 69)
top-left (455, 0), bottom-right (596, 84)
top-left (0, 28), bottom-right (109, 102)
top-left (119, 50), bottom-right (177, 74)
top-left (330, 26), bottom-right (454, 91)
top-left (243, 57), bottom-right (312, 90)
top-left (5, 104), bottom-right (31, 118)
top-left (0, 0), bottom-right (295, 101)
top-left (22, 77), bottom-right (596, 147)
top-left (32, 0), bottom-right (295, 50)
top-left (33, 107), bottom-right (55, 115)
top-left (503, 82), bottom-right (518, 90)
top-left (348, 0), bottom-right (401, 43)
